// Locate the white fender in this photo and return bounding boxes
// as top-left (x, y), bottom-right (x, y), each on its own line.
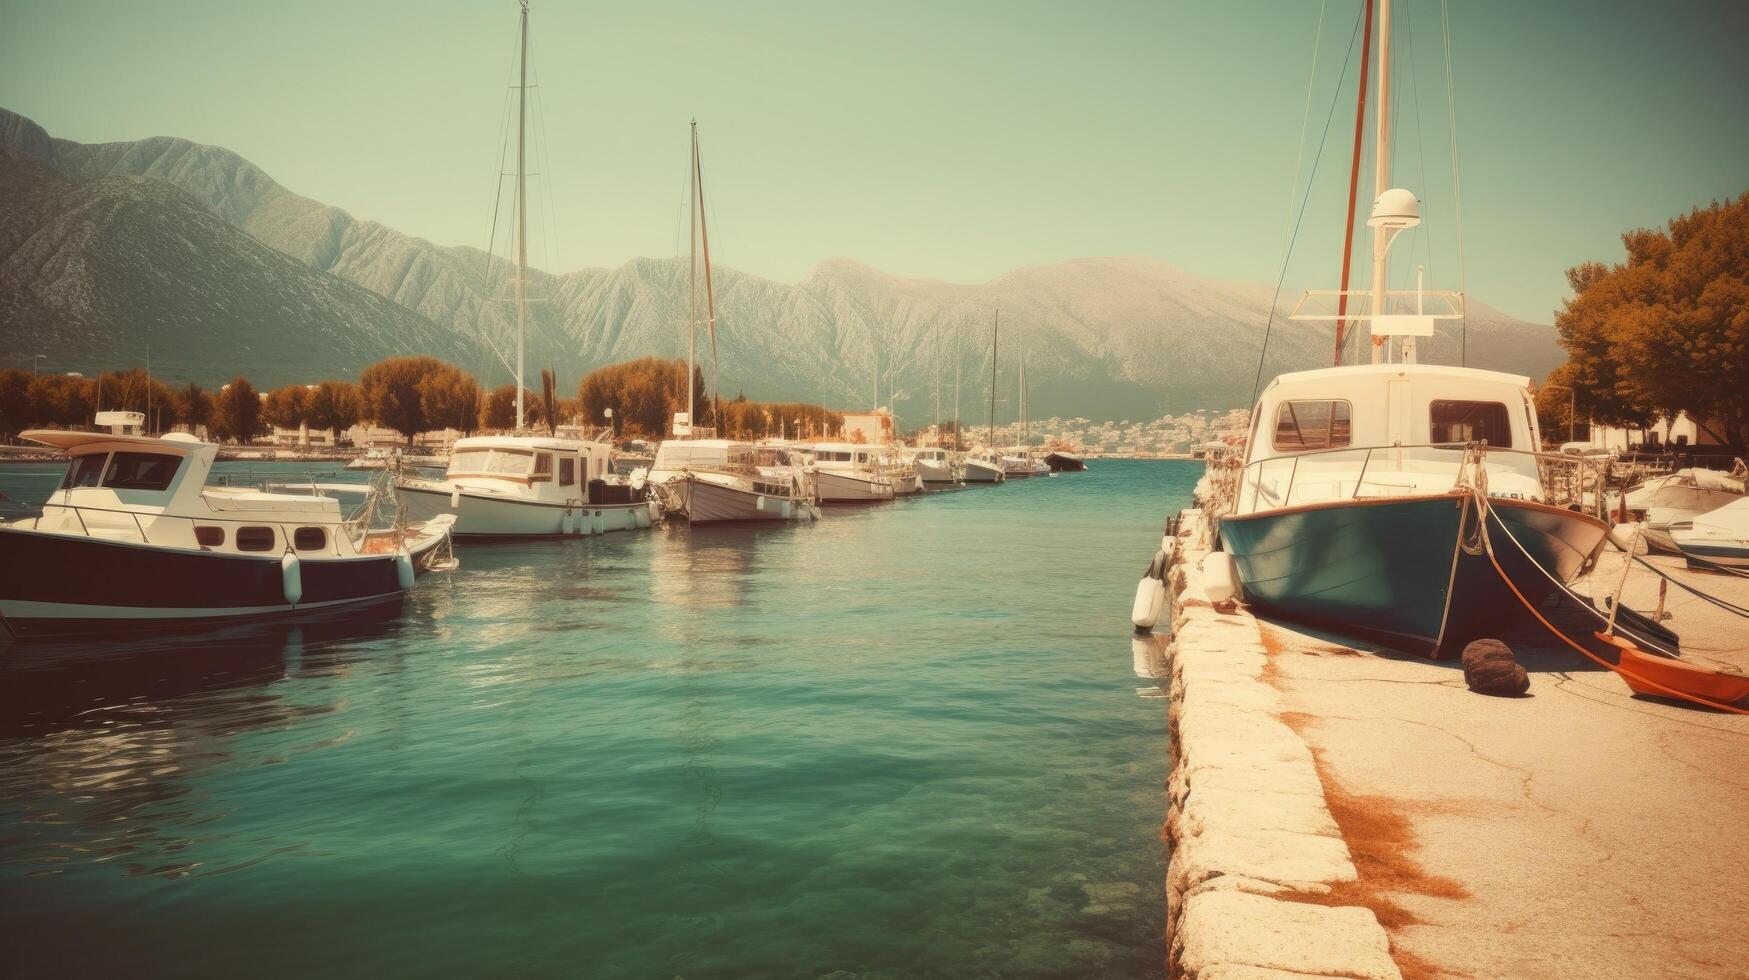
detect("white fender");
top-left (780, 500), bottom-right (793, 520)
top-left (395, 551), bottom-right (416, 590)
top-left (450, 487), bottom-right (462, 509)
top-left (1131, 576), bottom-right (1166, 630)
top-left (1203, 552), bottom-right (1239, 604)
top-left (756, 496), bottom-right (767, 511)
top-left (281, 552), bottom-right (303, 606)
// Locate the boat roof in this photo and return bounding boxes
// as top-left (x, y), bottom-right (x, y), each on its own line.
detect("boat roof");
top-left (22, 429), bottom-right (208, 456)
top-left (658, 439), bottom-right (752, 449)
top-left (811, 442), bottom-right (878, 452)
top-left (454, 435), bottom-right (582, 452)
top-left (1266, 363), bottom-right (1530, 391)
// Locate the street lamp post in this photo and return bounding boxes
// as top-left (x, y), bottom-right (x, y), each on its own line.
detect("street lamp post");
top-left (29, 354), bottom-right (47, 377)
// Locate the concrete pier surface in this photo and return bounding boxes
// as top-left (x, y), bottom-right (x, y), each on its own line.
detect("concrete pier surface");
top-left (1160, 514), bottom-right (1749, 979)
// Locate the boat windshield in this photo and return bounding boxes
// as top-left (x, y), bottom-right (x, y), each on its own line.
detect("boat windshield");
top-left (448, 447), bottom-right (534, 478)
top-left (61, 454), bottom-right (107, 489)
top-left (103, 452), bottom-right (182, 491)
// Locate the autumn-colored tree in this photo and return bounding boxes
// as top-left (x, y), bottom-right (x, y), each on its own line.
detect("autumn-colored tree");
top-left (576, 357), bottom-right (714, 437)
top-left (93, 368), bottom-right (179, 433)
top-left (0, 369), bottom-right (30, 438)
top-left (178, 383), bottom-right (216, 437)
top-left (213, 377), bottom-right (264, 444)
top-left (1552, 192), bottom-right (1749, 451)
top-left (261, 384), bottom-right (313, 432)
top-left (28, 374), bottom-right (95, 428)
top-left (306, 380), bottom-right (363, 442)
top-left (482, 385), bottom-right (538, 430)
top-left (360, 356), bottom-right (482, 443)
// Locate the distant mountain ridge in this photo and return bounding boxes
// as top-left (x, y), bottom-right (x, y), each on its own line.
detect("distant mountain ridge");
top-left (0, 107), bottom-right (1563, 420)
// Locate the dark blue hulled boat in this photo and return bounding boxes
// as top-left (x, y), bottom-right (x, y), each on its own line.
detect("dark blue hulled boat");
top-left (0, 430), bottom-right (457, 640)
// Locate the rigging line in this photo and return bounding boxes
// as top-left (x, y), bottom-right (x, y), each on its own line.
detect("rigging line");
top-left (1404, 0), bottom-right (1435, 296)
top-left (476, 40), bottom-right (522, 386)
top-left (1249, 1), bottom-right (1366, 408)
top-left (1278, 0), bottom-right (1329, 275)
top-left (1441, 0), bottom-right (1469, 366)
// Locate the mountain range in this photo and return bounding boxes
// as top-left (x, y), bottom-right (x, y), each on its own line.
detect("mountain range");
top-left (0, 107), bottom-right (1563, 422)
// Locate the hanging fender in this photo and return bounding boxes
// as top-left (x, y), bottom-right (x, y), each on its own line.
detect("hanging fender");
top-left (281, 552), bottom-right (303, 606)
top-left (395, 551), bottom-right (416, 590)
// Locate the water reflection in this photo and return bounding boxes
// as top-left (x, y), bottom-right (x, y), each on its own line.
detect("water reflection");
top-left (0, 606), bottom-right (404, 880)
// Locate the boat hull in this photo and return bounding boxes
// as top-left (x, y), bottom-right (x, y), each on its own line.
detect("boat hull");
top-left (916, 460), bottom-right (957, 484)
top-left (0, 524), bottom-right (421, 640)
top-left (1045, 452), bottom-right (1086, 472)
top-left (398, 482), bottom-right (653, 537)
top-left (1219, 493), bottom-right (1608, 656)
top-left (961, 460), bottom-right (1006, 484)
top-left (815, 469), bottom-right (895, 503)
top-left (662, 477), bottom-right (808, 524)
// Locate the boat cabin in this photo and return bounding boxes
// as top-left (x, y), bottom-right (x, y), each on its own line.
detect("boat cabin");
top-left (24, 430), bottom-right (357, 555)
top-left (1236, 364), bottom-right (1546, 514)
top-left (807, 442), bottom-right (883, 473)
top-left (443, 435), bottom-right (616, 503)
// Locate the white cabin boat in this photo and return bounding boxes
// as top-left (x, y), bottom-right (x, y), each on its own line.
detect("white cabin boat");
top-left (961, 450), bottom-right (1007, 484)
top-left (396, 435), bottom-right (658, 538)
top-left (0, 430), bottom-right (457, 639)
top-left (903, 446), bottom-right (960, 485)
top-left (647, 440), bottom-right (819, 523)
top-left (805, 443), bottom-right (897, 502)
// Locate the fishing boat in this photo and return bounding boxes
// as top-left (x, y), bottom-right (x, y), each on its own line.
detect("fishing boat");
top-left (397, 435), bottom-right (658, 537)
top-left (806, 443), bottom-right (897, 502)
top-left (961, 451), bottom-right (1007, 484)
top-left (646, 122), bottom-right (819, 525)
top-left (1210, 0), bottom-right (1611, 657)
top-left (0, 430), bottom-right (457, 640)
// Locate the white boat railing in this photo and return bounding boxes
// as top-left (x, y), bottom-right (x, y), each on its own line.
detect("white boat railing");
top-left (1221, 442), bottom-right (1613, 520)
top-left (14, 502), bottom-right (373, 557)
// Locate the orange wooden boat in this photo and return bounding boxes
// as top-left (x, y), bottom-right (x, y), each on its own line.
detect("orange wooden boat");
top-left (1595, 633), bottom-right (1749, 705)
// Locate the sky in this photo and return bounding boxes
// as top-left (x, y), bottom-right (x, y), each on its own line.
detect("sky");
top-left (2, 0), bottom-right (1746, 323)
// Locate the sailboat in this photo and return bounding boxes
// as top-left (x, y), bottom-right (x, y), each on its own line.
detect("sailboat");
top-left (1001, 340), bottom-right (1049, 478)
top-left (1209, 0), bottom-right (1610, 657)
top-left (646, 122), bottom-right (820, 524)
top-left (962, 311), bottom-right (1008, 484)
top-left (396, 1), bottom-right (658, 538)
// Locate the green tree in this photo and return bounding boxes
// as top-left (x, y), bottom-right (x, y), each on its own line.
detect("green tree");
top-left (213, 377), bottom-right (263, 444)
top-left (1553, 192), bottom-right (1749, 450)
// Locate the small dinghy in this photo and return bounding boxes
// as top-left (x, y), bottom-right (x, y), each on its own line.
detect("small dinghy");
top-left (1593, 633), bottom-right (1749, 707)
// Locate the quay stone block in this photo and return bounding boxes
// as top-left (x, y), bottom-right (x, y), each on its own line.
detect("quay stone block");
top-left (1176, 891), bottom-right (1399, 980)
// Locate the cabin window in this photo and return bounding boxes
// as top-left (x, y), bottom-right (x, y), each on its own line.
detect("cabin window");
top-left (294, 527), bottom-right (328, 551)
top-left (531, 453), bottom-right (553, 482)
top-left (103, 452), bottom-right (181, 491)
top-left (559, 458), bottom-right (576, 486)
top-left (62, 454), bottom-right (108, 489)
top-left (194, 526), bottom-right (225, 547)
top-left (1272, 400), bottom-right (1352, 452)
top-left (236, 526), bottom-right (276, 552)
top-left (1430, 400), bottom-right (1513, 448)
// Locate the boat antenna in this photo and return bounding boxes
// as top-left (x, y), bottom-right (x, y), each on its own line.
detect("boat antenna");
top-left (1368, 0), bottom-right (1397, 363)
top-left (513, 0), bottom-right (530, 431)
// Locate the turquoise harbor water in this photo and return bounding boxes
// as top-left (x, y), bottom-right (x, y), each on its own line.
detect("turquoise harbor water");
top-left (0, 459), bottom-right (1197, 978)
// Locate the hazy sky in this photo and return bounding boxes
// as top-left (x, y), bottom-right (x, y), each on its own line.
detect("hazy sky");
top-left (3, 0), bottom-right (1745, 323)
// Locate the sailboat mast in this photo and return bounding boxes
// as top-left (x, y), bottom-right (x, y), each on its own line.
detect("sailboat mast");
top-left (952, 326), bottom-right (962, 452)
top-left (987, 310), bottom-right (998, 450)
top-left (1334, 0), bottom-right (1375, 366)
top-left (1020, 342), bottom-right (1028, 454)
top-left (694, 125), bottom-right (720, 424)
top-left (513, 0), bottom-right (529, 431)
top-left (1368, 0), bottom-right (1395, 365)
top-left (687, 121), bottom-right (698, 433)
top-left (934, 356), bottom-right (940, 446)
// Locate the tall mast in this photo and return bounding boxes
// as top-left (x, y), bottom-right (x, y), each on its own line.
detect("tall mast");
top-left (953, 325), bottom-right (962, 452)
top-left (987, 310), bottom-right (998, 450)
top-left (694, 123), bottom-right (720, 424)
top-left (1020, 342), bottom-right (1028, 453)
top-left (1368, 0), bottom-right (1395, 364)
top-left (687, 121), bottom-right (698, 433)
top-left (513, 0), bottom-right (530, 431)
top-left (1334, 0), bottom-right (1375, 366)
top-left (934, 354), bottom-right (941, 446)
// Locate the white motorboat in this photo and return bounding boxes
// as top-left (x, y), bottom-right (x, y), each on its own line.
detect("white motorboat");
top-left (904, 446), bottom-right (960, 485)
top-left (1000, 450), bottom-right (1049, 479)
top-left (1671, 496), bottom-right (1749, 569)
top-left (802, 443), bottom-right (897, 502)
top-left (961, 450), bottom-right (1007, 484)
top-left (1623, 466), bottom-right (1746, 553)
top-left (0, 430), bottom-right (457, 640)
top-left (648, 439), bottom-right (819, 523)
top-left (396, 435), bottom-right (658, 538)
